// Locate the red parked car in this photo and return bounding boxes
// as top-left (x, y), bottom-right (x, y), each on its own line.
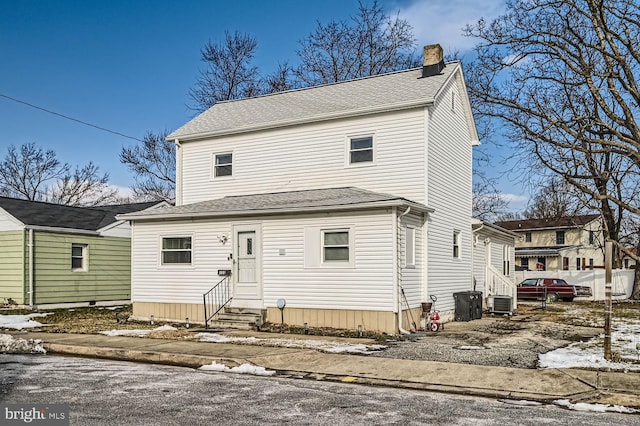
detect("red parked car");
top-left (517, 278), bottom-right (592, 302)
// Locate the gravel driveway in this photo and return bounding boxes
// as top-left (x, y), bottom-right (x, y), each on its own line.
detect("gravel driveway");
top-left (369, 302), bottom-right (603, 369)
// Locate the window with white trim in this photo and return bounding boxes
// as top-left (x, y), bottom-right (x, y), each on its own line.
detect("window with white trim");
top-left (502, 245), bottom-right (510, 275)
top-left (214, 153), bottom-right (232, 177)
top-left (349, 136), bottom-right (373, 164)
top-left (71, 244), bottom-right (87, 271)
top-left (453, 230), bottom-right (461, 259)
top-left (405, 227), bottom-right (415, 267)
top-left (322, 230), bottom-right (350, 262)
top-left (162, 237), bottom-right (192, 264)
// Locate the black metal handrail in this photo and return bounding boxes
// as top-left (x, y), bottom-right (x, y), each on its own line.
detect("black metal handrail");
top-left (203, 275), bottom-right (232, 329)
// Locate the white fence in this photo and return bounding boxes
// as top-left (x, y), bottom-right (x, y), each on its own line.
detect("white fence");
top-left (514, 270), bottom-right (635, 302)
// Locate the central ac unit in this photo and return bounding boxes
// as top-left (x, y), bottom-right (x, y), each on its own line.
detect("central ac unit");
top-left (490, 295), bottom-right (513, 316)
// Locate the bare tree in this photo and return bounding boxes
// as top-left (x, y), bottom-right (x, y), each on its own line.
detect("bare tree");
top-left (523, 177), bottom-right (588, 219)
top-left (0, 143), bottom-right (118, 206)
top-left (465, 0), bottom-right (640, 296)
top-left (0, 143), bottom-right (67, 201)
top-left (120, 131), bottom-right (175, 202)
top-left (472, 173), bottom-right (510, 221)
top-left (48, 163), bottom-right (118, 207)
top-left (189, 31), bottom-right (261, 112)
top-left (264, 62), bottom-right (300, 94)
top-left (295, 1), bottom-right (418, 86)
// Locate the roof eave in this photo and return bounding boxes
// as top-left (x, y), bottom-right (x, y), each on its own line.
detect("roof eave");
top-left (168, 99), bottom-right (434, 142)
top-left (118, 199), bottom-right (433, 222)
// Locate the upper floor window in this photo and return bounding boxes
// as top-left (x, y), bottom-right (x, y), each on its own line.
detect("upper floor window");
top-left (556, 230), bottom-right (565, 245)
top-left (162, 237), bottom-right (192, 264)
top-left (71, 244), bottom-right (87, 271)
top-left (214, 153), bottom-right (232, 177)
top-left (589, 230), bottom-right (595, 245)
top-left (453, 230), bottom-right (461, 259)
top-left (525, 232), bottom-right (532, 243)
top-left (349, 136), bottom-right (373, 164)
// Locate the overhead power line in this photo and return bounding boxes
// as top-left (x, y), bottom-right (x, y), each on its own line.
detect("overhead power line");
top-left (0, 93), bottom-right (144, 142)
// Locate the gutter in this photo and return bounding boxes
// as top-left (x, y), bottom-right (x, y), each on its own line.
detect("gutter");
top-left (397, 206), bottom-right (412, 335)
top-left (118, 200), bottom-right (434, 222)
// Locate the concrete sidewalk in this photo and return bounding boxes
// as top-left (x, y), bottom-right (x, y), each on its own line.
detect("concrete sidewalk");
top-left (11, 331), bottom-right (640, 409)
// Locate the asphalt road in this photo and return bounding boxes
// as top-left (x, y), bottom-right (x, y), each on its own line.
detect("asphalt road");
top-left (0, 355), bottom-right (638, 425)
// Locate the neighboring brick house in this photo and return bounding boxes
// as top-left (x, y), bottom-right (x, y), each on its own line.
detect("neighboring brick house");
top-left (495, 214), bottom-right (604, 272)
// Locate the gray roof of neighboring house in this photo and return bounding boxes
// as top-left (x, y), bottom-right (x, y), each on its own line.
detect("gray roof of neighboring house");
top-left (168, 63), bottom-right (464, 141)
top-left (0, 197), bottom-right (161, 231)
top-left (495, 214), bottom-right (601, 232)
top-left (118, 187), bottom-right (432, 221)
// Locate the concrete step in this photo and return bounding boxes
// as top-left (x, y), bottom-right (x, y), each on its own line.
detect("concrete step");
top-left (205, 319), bottom-right (254, 330)
top-left (217, 312), bottom-right (261, 323)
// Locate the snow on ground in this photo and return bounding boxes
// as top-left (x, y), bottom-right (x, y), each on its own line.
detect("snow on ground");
top-left (193, 333), bottom-right (387, 354)
top-left (539, 317), bottom-right (640, 371)
top-left (100, 325), bottom-right (177, 337)
top-left (0, 334), bottom-right (46, 354)
top-left (0, 313), bottom-right (52, 330)
top-left (199, 361), bottom-right (276, 376)
top-left (554, 399), bottom-right (637, 414)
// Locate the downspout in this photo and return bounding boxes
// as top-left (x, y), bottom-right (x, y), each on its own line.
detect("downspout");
top-left (174, 138), bottom-right (183, 206)
top-left (28, 228), bottom-right (34, 308)
top-left (397, 207), bottom-right (412, 335)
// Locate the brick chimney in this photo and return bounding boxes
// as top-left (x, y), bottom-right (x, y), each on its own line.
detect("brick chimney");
top-left (422, 44), bottom-right (445, 77)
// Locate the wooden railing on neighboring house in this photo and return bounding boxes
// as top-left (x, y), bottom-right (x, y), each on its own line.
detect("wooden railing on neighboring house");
top-left (485, 264), bottom-right (518, 310)
top-left (203, 275), bottom-right (232, 329)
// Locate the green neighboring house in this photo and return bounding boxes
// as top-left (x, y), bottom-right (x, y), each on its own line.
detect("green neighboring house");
top-left (0, 197), bottom-right (164, 308)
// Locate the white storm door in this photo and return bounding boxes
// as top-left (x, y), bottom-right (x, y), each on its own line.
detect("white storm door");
top-left (234, 226), bottom-right (262, 301)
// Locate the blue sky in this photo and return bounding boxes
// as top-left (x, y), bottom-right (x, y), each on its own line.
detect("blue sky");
top-left (0, 0), bottom-right (524, 209)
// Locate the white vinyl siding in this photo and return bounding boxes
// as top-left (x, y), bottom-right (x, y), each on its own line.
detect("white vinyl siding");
top-left (0, 209), bottom-right (23, 231)
top-left (179, 109), bottom-right (426, 206)
top-left (426, 75), bottom-right (474, 313)
top-left (131, 209), bottom-right (396, 311)
top-left (399, 212), bottom-right (424, 307)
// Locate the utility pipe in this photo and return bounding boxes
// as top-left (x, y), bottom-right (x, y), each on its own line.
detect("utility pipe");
top-left (28, 228), bottom-right (34, 308)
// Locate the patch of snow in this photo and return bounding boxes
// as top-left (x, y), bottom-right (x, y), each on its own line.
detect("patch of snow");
top-left (0, 334), bottom-right (46, 354)
top-left (199, 361), bottom-right (276, 376)
top-left (539, 316), bottom-right (640, 371)
top-left (499, 399), bottom-right (543, 407)
top-left (457, 345), bottom-right (486, 351)
top-left (192, 333), bottom-right (386, 353)
top-left (0, 313), bottom-right (52, 330)
top-left (554, 399), bottom-right (637, 414)
top-left (100, 325), bottom-right (178, 337)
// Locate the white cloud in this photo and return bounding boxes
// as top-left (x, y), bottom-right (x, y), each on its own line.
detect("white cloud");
top-left (397, 0), bottom-right (506, 54)
top-left (502, 192), bottom-right (529, 213)
top-left (109, 184), bottom-right (134, 199)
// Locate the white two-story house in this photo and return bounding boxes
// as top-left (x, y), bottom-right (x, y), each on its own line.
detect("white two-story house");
top-left (120, 45), bottom-right (480, 334)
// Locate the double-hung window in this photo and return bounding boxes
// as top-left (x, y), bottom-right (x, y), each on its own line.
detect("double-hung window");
top-left (453, 230), bottom-right (461, 258)
top-left (214, 153), bottom-right (232, 177)
top-left (556, 230), bottom-right (565, 245)
top-left (162, 237), bottom-right (192, 264)
top-left (349, 136), bottom-right (373, 164)
top-left (322, 230), bottom-right (350, 262)
top-left (71, 244), bottom-right (87, 271)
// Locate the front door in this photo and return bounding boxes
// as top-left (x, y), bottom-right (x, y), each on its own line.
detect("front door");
top-left (233, 225), bottom-right (262, 306)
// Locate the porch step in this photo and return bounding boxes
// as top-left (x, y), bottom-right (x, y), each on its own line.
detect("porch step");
top-left (206, 307), bottom-right (265, 330)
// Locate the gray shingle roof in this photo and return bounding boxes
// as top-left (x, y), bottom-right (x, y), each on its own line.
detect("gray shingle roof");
top-left (0, 197), bottom-right (161, 231)
top-left (168, 64), bottom-right (461, 141)
top-left (118, 187), bottom-right (431, 221)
